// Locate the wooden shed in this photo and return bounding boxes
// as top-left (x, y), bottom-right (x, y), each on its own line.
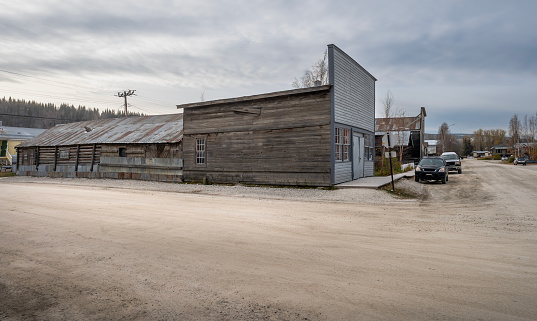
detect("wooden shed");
top-left (178, 44), bottom-right (376, 186)
top-left (375, 107), bottom-right (427, 164)
top-left (16, 114), bottom-right (183, 182)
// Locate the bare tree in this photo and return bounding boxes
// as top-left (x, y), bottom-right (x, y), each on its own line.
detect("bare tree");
top-left (383, 90), bottom-right (394, 119)
top-left (530, 112), bottom-right (537, 158)
top-left (380, 90), bottom-right (396, 166)
top-left (393, 109), bottom-right (406, 163)
top-left (472, 129), bottom-right (485, 151)
top-left (522, 113), bottom-right (537, 159)
top-left (509, 114), bottom-right (521, 157)
top-left (438, 122), bottom-right (451, 153)
top-left (292, 50), bottom-right (329, 88)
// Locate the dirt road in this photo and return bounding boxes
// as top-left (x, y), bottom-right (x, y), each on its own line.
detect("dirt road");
top-left (1, 159), bottom-right (536, 320)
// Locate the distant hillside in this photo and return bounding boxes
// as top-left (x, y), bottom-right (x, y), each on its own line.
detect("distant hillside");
top-left (424, 133), bottom-right (472, 140)
top-left (0, 97), bottom-right (144, 129)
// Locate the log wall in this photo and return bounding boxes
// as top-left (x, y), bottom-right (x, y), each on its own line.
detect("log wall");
top-left (16, 142), bottom-right (183, 182)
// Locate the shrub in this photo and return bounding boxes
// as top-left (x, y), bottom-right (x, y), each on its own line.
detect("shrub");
top-left (493, 154), bottom-right (501, 160)
top-left (508, 156), bottom-right (515, 163)
top-left (478, 156), bottom-right (493, 160)
top-left (375, 157), bottom-right (403, 176)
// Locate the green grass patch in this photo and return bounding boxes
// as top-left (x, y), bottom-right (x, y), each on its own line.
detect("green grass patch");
top-left (0, 172), bottom-right (16, 177)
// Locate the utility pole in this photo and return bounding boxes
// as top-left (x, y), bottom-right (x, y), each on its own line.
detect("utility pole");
top-left (115, 90), bottom-right (136, 117)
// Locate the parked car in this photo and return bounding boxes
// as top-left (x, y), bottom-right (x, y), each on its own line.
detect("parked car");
top-left (415, 156), bottom-right (448, 184)
top-left (514, 157), bottom-right (527, 165)
top-left (440, 152), bottom-right (462, 174)
top-left (501, 156), bottom-right (508, 161)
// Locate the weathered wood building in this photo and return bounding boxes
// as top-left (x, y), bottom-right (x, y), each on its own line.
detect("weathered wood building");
top-left (16, 114), bottom-right (183, 181)
top-left (179, 44), bottom-right (376, 186)
top-left (16, 44), bottom-right (375, 187)
top-left (375, 107), bottom-right (427, 164)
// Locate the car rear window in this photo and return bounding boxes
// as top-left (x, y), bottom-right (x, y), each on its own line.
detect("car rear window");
top-left (420, 159), bottom-right (444, 166)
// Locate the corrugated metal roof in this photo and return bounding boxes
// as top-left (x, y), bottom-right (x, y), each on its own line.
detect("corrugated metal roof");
top-left (0, 126), bottom-right (46, 140)
top-left (376, 131), bottom-right (412, 146)
top-left (375, 116), bottom-right (422, 132)
top-left (18, 113), bottom-right (183, 147)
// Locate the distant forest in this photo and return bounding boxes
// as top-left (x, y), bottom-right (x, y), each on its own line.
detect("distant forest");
top-left (0, 97), bottom-right (144, 129)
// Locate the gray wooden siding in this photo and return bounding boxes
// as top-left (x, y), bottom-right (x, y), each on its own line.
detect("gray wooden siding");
top-left (364, 161), bottom-right (374, 177)
top-left (334, 161), bottom-right (352, 184)
top-left (183, 89), bottom-right (333, 186)
top-left (331, 45), bottom-right (376, 133)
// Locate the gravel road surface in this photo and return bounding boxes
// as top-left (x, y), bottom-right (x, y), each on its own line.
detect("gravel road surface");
top-left (1, 158), bottom-right (536, 320)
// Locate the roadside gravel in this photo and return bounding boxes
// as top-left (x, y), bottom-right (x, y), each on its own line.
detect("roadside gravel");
top-left (3, 175), bottom-right (416, 204)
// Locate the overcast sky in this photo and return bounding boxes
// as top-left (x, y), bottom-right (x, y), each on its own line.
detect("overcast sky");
top-left (1, 0), bottom-right (536, 134)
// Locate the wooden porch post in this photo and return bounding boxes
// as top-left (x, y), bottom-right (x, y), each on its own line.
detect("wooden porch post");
top-left (75, 144), bottom-right (80, 172)
top-left (90, 144), bottom-right (96, 172)
top-left (53, 146), bottom-right (58, 172)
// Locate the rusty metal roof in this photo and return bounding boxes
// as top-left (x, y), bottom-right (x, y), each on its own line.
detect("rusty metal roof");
top-left (375, 116), bottom-right (422, 132)
top-left (18, 113), bottom-right (183, 147)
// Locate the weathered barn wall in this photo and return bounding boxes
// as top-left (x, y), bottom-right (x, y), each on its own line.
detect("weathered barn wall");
top-left (182, 87), bottom-right (332, 186)
top-left (15, 114), bottom-right (184, 182)
top-left (17, 142), bottom-right (183, 182)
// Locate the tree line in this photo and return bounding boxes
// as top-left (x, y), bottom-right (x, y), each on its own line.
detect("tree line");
top-left (438, 111), bottom-right (537, 159)
top-left (0, 97), bottom-right (144, 129)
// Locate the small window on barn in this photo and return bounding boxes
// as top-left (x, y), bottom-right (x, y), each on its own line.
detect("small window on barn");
top-left (119, 148), bottom-right (126, 157)
top-left (60, 149), bottom-right (70, 159)
top-left (196, 138), bottom-right (206, 164)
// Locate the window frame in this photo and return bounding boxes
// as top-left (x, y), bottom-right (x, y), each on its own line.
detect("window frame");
top-left (195, 137), bottom-right (207, 165)
top-left (365, 134), bottom-right (374, 161)
top-left (335, 127), bottom-right (351, 162)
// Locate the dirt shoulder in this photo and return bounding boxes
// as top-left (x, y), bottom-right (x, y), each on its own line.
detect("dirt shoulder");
top-left (1, 159), bottom-right (536, 320)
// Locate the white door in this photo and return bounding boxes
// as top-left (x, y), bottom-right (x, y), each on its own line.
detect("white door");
top-left (353, 133), bottom-right (364, 179)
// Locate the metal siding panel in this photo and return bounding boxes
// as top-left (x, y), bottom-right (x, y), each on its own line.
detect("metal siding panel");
top-left (334, 161), bottom-right (352, 184)
top-left (364, 161), bottom-right (374, 177)
top-left (332, 46), bottom-right (375, 132)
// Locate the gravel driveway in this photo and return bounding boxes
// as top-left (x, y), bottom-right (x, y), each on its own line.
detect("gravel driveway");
top-left (1, 159), bottom-right (536, 320)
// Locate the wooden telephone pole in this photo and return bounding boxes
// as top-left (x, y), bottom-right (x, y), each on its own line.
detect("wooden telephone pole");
top-left (115, 90), bottom-right (136, 117)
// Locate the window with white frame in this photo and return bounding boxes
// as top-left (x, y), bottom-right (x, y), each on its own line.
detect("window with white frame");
top-left (365, 134), bottom-right (374, 161)
top-left (335, 128), bottom-right (350, 161)
top-left (196, 138), bottom-right (206, 164)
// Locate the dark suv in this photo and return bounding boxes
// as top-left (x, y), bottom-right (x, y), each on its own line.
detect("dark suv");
top-left (415, 156), bottom-right (448, 184)
top-left (441, 152), bottom-right (462, 174)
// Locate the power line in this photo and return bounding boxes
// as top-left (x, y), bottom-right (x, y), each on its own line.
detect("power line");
top-left (0, 87), bottom-right (117, 106)
top-left (1, 69), bottom-right (181, 112)
top-left (0, 69), bottom-right (90, 92)
top-left (115, 90), bottom-right (136, 117)
top-left (0, 112), bottom-right (73, 122)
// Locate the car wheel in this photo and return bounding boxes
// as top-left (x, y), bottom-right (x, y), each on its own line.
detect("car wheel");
top-left (415, 176), bottom-right (419, 182)
top-left (458, 168), bottom-right (462, 174)
top-left (442, 176), bottom-right (446, 184)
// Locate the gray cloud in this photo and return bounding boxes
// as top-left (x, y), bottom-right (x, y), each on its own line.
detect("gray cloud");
top-left (1, 0), bottom-right (536, 132)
